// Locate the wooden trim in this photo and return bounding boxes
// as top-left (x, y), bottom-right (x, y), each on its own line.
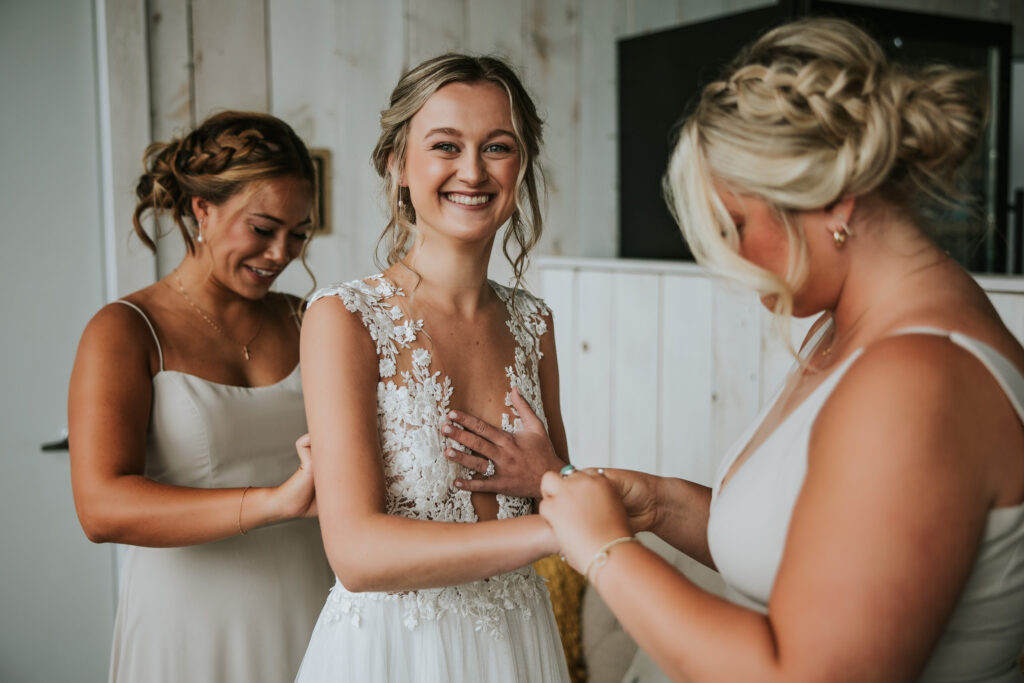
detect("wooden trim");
top-left (96, 0), bottom-right (156, 300)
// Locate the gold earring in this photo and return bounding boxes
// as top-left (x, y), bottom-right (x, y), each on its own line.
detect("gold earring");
top-left (832, 216), bottom-right (852, 248)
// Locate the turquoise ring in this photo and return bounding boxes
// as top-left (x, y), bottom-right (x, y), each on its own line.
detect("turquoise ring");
top-left (559, 464), bottom-right (577, 478)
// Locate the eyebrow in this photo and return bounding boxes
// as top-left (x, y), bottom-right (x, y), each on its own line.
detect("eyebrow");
top-left (424, 127), bottom-right (517, 139)
top-left (251, 212), bottom-right (312, 226)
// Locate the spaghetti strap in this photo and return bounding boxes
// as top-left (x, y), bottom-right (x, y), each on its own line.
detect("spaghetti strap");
top-left (891, 326), bottom-right (1024, 424)
top-left (113, 300), bottom-right (165, 372)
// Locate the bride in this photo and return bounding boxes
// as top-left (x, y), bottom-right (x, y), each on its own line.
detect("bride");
top-left (294, 54), bottom-right (571, 682)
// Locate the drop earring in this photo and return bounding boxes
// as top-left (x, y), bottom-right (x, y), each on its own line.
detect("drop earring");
top-left (196, 218), bottom-right (205, 244)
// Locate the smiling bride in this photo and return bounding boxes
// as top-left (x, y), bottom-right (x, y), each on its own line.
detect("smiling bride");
top-left (293, 54), bottom-right (571, 683)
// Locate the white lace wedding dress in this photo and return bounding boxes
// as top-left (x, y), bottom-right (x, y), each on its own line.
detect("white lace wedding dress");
top-left (295, 275), bottom-right (570, 683)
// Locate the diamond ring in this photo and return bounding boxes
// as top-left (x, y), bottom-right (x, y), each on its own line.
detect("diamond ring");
top-left (483, 459), bottom-right (496, 478)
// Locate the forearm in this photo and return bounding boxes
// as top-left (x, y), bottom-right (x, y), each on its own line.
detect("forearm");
top-left (74, 475), bottom-right (287, 547)
top-left (650, 476), bottom-right (715, 568)
top-left (324, 513), bottom-right (555, 592)
top-left (590, 542), bottom-right (782, 682)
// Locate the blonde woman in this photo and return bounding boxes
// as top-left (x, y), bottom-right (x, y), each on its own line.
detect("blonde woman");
top-left (294, 55), bottom-right (570, 682)
top-left (69, 111), bottom-right (333, 682)
top-left (453, 18), bottom-right (1024, 682)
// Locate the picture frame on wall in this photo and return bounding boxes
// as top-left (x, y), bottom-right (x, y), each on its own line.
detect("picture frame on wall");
top-left (311, 148), bottom-right (332, 234)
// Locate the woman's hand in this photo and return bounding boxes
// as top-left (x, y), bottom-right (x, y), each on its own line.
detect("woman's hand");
top-left (539, 468), bottom-right (633, 572)
top-left (269, 434), bottom-right (318, 519)
top-left (601, 469), bottom-right (662, 534)
top-left (444, 387), bottom-right (564, 498)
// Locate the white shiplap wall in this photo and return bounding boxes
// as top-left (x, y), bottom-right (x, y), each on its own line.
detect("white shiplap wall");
top-left (139, 0), bottom-right (1016, 292)
top-left (145, 0), bottom-right (781, 292)
top-left (538, 257), bottom-right (1024, 486)
top-left (133, 1), bottom-right (1024, 482)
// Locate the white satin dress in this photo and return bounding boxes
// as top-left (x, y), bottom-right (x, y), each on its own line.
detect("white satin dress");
top-left (708, 323), bottom-right (1024, 682)
top-left (108, 301), bottom-right (334, 683)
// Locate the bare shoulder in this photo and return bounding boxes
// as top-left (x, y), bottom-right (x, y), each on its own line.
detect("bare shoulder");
top-left (302, 291), bottom-right (373, 339)
top-left (825, 332), bottom-right (1012, 428)
top-left (815, 331), bottom-right (1024, 503)
top-left (300, 290), bottom-right (378, 369)
top-left (78, 290), bottom-right (163, 371)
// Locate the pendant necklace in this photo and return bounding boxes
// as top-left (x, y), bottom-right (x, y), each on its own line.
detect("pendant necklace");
top-left (173, 274), bottom-right (264, 360)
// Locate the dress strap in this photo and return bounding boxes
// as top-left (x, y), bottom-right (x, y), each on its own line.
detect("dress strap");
top-left (800, 318), bottom-right (834, 360)
top-left (113, 300), bottom-right (165, 372)
top-left (890, 326), bottom-right (1024, 424)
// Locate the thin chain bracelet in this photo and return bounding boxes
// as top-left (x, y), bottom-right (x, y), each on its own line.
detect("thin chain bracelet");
top-left (583, 535), bottom-right (638, 582)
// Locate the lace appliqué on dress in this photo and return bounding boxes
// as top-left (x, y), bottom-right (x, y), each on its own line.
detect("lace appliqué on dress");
top-left (307, 275), bottom-right (553, 640)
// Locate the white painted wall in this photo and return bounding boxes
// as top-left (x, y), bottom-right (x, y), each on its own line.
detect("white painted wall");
top-left (538, 258), bottom-right (1024, 483)
top-left (146, 0), bottom-right (781, 293)
top-left (0, 2), bottom-right (117, 681)
top-left (138, 0), bottom-right (1019, 295)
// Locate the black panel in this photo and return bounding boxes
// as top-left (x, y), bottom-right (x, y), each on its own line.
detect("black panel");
top-left (618, 3), bottom-right (1014, 273)
top-left (618, 6), bottom-right (784, 260)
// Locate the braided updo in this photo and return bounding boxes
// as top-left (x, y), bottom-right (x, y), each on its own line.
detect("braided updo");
top-left (665, 17), bottom-right (987, 311)
top-left (132, 111), bottom-right (316, 254)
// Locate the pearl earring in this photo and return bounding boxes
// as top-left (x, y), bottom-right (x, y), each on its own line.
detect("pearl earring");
top-left (196, 218), bottom-right (205, 244)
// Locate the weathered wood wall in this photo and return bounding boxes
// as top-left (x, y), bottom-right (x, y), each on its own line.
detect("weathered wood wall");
top-left (136, 0), bottom-right (1016, 293)
top-left (538, 257), bottom-right (1024, 484)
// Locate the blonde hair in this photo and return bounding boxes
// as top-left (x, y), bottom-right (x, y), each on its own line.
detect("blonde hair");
top-left (371, 53), bottom-right (545, 288)
top-left (665, 17), bottom-right (987, 321)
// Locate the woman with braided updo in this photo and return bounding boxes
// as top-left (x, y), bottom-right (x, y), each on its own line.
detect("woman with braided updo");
top-left (68, 110), bottom-right (332, 682)
top-left (451, 18), bottom-right (1024, 681)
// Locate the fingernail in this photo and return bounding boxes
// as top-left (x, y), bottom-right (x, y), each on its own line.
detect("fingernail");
top-left (454, 481), bottom-right (463, 488)
top-left (445, 450), bottom-right (455, 458)
top-left (448, 411), bottom-right (458, 419)
top-left (442, 425), bottom-right (451, 434)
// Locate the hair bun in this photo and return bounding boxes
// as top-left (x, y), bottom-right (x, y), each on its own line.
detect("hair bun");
top-left (884, 65), bottom-right (987, 193)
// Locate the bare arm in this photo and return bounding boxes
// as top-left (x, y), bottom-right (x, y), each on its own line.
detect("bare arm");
top-left (607, 470), bottom-right (714, 568)
top-left (541, 336), bottom-right (1003, 681)
top-left (302, 297), bottom-right (558, 593)
top-left (68, 303), bottom-right (314, 547)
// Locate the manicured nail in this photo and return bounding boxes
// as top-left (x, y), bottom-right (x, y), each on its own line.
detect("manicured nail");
top-left (442, 425), bottom-right (451, 434)
top-left (448, 411), bottom-right (458, 419)
top-left (454, 480), bottom-right (463, 488)
top-left (445, 450), bottom-right (455, 458)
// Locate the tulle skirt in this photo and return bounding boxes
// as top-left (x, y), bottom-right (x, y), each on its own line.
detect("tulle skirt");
top-left (295, 574), bottom-right (570, 683)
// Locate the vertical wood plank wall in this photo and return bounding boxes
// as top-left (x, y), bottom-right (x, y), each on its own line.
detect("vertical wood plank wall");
top-left (538, 258), bottom-right (1024, 486)
top-left (139, 0), bottom-right (1014, 293)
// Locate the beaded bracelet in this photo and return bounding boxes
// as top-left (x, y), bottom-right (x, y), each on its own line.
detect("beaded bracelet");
top-left (238, 486), bottom-right (252, 536)
top-left (583, 535), bottom-right (638, 581)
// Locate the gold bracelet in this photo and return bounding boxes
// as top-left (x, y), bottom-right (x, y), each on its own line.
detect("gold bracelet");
top-left (583, 535), bottom-right (638, 582)
top-left (238, 486), bottom-right (252, 536)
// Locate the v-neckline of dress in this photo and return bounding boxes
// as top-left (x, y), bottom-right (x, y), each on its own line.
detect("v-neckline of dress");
top-left (374, 273), bottom-right (523, 428)
top-left (713, 319), bottom-right (851, 501)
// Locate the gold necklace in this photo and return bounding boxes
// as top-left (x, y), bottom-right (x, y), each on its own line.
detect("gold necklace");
top-left (173, 275), bottom-right (264, 360)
